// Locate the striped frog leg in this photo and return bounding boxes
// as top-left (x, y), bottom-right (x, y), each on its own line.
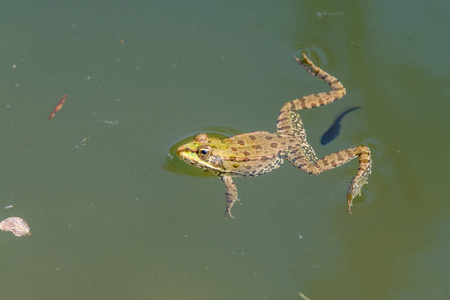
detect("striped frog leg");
top-left (277, 53), bottom-right (346, 164)
top-left (288, 145), bottom-right (372, 214)
top-left (277, 53), bottom-right (371, 213)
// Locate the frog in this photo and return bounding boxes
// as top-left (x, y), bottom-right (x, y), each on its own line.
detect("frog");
top-left (176, 53), bottom-right (372, 218)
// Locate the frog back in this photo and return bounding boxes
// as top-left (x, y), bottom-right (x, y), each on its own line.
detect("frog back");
top-left (221, 131), bottom-right (290, 177)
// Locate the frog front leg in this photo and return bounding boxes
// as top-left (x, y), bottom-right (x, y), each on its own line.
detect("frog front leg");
top-left (220, 174), bottom-right (239, 218)
top-left (288, 145), bottom-right (372, 213)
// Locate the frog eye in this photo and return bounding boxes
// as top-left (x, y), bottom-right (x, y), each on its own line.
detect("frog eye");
top-left (197, 146), bottom-right (212, 159)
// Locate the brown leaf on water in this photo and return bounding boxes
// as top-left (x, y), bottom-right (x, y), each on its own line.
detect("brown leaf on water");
top-left (0, 217), bottom-right (31, 237)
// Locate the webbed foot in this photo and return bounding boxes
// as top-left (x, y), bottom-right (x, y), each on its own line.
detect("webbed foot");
top-left (225, 206), bottom-right (235, 219)
top-left (346, 151), bottom-right (372, 214)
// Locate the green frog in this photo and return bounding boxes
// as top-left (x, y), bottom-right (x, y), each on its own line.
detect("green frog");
top-left (177, 53), bottom-right (372, 218)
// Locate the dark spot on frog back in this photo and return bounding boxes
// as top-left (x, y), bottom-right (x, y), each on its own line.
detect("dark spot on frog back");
top-left (237, 140), bottom-right (245, 145)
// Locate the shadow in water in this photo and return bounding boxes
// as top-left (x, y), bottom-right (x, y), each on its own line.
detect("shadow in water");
top-left (320, 106), bottom-right (361, 145)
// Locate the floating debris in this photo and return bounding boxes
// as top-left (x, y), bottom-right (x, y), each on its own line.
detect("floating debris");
top-left (98, 119), bottom-right (119, 126)
top-left (299, 292), bottom-right (311, 300)
top-left (3, 205), bottom-right (15, 210)
top-left (49, 94), bottom-right (68, 120)
top-left (0, 217), bottom-right (31, 237)
top-left (75, 135), bottom-right (91, 149)
top-left (316, 11), bottom-right (344, 18)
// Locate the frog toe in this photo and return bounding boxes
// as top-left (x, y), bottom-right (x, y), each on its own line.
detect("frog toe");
top-left (225, 207), bottom-right (235, 219)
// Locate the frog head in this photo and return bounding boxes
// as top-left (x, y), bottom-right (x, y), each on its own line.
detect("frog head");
top-left (176, 133), bottom-right (225, 173)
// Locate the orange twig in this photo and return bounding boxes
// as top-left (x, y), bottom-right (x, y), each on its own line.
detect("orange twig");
top-left (48, 94), bottom-right (68, 120)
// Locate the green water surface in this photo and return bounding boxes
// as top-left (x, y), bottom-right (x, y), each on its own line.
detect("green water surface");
top-left (0, 0), bottom-right (449, 299)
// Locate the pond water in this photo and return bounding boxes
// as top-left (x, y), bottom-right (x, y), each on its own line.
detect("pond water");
top-left (0, 0), bottom-right (449, 299)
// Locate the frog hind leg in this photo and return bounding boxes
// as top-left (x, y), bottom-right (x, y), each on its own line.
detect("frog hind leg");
top-left (220, 174), bottom-right (239, 218)
top-left (277, 53), bottom-right (346, 138)
top-left (287, 145), bottom-right (372, 214)
top-left (277, 53), bottom-right (347, 166)
top-left (277, 53), bottom-right (346, 131)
